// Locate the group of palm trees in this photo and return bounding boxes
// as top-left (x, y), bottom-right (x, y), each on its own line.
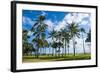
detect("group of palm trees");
top-left (23, 14), bottom-right (91, 58)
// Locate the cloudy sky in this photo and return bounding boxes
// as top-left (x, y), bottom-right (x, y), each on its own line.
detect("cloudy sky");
top-left (22, 10), bottom-right (91, 54)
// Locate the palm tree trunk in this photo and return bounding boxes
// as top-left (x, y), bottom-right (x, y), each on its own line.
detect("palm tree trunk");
top-left (73, 38), bottom-right (75, 56)
top-left (58, 47), bottom-right (60, 58)
top-left (45, 47), bottom-right (46, 55)
top-left (52, 38), bottom-right (54, 56)
top-left (68, 45), bottom-right (69, 55)
top-left (65, 39), bottom-right (67, 56)
top-left (36, 49), bottom-right (39, 58)
top-left (61, 50), bottom-right (63, 57)
top-left (52, 48), bottom-right (53, 56)
top-left (62, 40), bottom-right (64, 57)
top-left (48, 48), bottom-right (51, 56)
top-left (58, 37), bottom-right (60, 58)
top-left (82, 33), bottom-right (85, 54)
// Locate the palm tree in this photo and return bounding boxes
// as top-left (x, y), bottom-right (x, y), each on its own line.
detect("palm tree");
top-left (61, 28), bottom-right (70, 56)
top-left (48, 29), bottom-right (56, 56)
top-left (86, 29), bottom-right (91, 42)
top-left (67, 22), bottom-right (80, 56)
top-left (80, 28), bottom-right (86, 54)
top-left (48, 42), bottom-right (52, 56)
top-left (51, 41), bottom-right (58, 57)
top-left (56, 31), bottom-right (62, 57)
top-left (43, 40), bottom-right (49, 55)
top-left (31, 15), bottom-right (48, 58)
top-left (22, 30), bottom-right (28, 56)
top-left (85, 29), bottom-right (91, 51)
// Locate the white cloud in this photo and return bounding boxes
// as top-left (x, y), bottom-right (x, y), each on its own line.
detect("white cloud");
top-left (44, 20), bottom-right (55, 31)
top-left (22, 16), bottom-right (35, 26)
top-left (64, 13), bottom-right (90, 25)
top-left (64, 13), bottom-right (74, 23)
top-left (44, 12), bottom-right (91, 53)
top-left (68, 37), bottom-right (91, 53)
top-left (41, 11), bottom-right (47, 16)
top-left (27, 31), bottom-right (33, 36)
top-left (54, 12), bottom-right (90, 31)
top-left (55, 20), bottom-right (66, 31)
top-left (80, 20), bottom-right (89, 25)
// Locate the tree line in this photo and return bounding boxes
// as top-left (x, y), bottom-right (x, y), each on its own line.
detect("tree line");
top-left (23, 15), bottom-right (91, 58)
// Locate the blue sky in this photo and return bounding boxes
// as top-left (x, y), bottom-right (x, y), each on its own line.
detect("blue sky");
top-left (23, 10), bottom-right (67, 23)
top-left (22, 10), bottom-right (91, 53)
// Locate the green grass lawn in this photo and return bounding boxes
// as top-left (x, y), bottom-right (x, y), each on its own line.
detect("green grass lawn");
top-left (22, 53), bottom-right (91, 63)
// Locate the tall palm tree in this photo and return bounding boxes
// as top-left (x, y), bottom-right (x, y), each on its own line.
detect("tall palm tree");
top-left (48, 42), bottom-right (52, 56)
top-left (67, 22), bottom-right (80, 56)
top-left (85, 29), bottom-right (91, 51)
top-left (31, 15), bottom-right (48, 58)
top-left (80, 28), bottom-right (86, 54)
top-left (61, 28), bottom-right (70, 56)
top-left (22, 30), bottom-right (28, 56)
top-left (51, 41), bottom-right (58, 57)
top-left (48, 29), bottom-right (56, 56)
top-left (56, 31), bottom-right (62, 57)
top-left (85, 29), bottom-right (91, 42)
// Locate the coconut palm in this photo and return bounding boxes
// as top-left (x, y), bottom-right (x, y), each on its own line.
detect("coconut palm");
top-left (67, 22), bottom-right (80, 56)
top-left (86, 29), bottom-right (91, 42)
top-left (51, 41), bottom-right (58, 57)
top-left (61, 28), bottom-right (71, 56)
top-left (48, 42), bottom-right (52, 56)
top-left (55, 31), bottom-right (62, 57)
top-left (31, 15), bottom-right (48, 58)
top-left (80, 28), bottom-right (86, 54)
top-left (22, 30), bottom-right (28, 56)
top-left (85, 29), bottom-right (91, 51)
top-left (48, 29), bottom-right (57, 56)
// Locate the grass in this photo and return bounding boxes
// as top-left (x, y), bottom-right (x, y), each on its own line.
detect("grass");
top-left (22, 53), bottom-right (91, 63)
